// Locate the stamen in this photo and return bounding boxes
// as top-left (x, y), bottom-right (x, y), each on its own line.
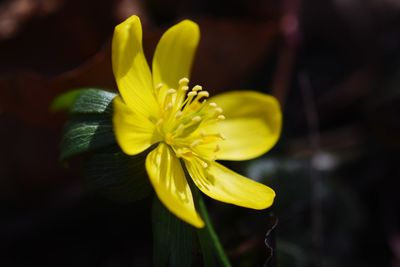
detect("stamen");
top-left (217, 115), bottom-right (226, 120)
top-left (190, 139), bottom-right (202, 148)
top-left (158, 78), bottom-right (225, 162)
top-left (219, 133), bottom-right (227, 140)
top-left (179, 77), bottom-right (189, 85)
top-left (173, 123), bottom-right (185, 137)
top-left (175, 111), bottom-right (183, 118)
top-left (165, 103), bottom-right (173, 110)
top-left (193, 85), bottom-right (202, 91)
top-left (156, 118), bottom-right (164, 126)
top-left (215, 107), bottom-right (223, 114)
top-left (176, 148), bottom-right (192, 158)
top-left (201, 161), bottom-right (209, 168)
top-left (214, 144), bottom-right (220, 152)
top-left (167, 89), bottom-right (176, 94)
top-left (192, 91), bottom-right (210, 105)
top-left (197, 91), bottom-right (209, 98)
top-left (155, 83), bottom-right (163, 90)
top-left (192, 116), bottom-right (202, 122)
top-left (180, 91), bottom-right (198, 112)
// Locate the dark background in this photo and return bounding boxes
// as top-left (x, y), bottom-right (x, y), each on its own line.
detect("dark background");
top-left (0, 0), bottom-right (399, 266)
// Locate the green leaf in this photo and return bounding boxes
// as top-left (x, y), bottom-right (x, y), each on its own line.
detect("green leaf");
top-left (60, 117), bottom-right (115, 160)
top-left (50, 88), bottom-right (116, 113)
top-left (152, 197), bottom-right (194, 267)
top-left (70, 88), bottom-right (116, 115)
top-left (59, 88), bottom-right (152, 202)
top-left (59, 88), bottom-right (117, 160)
top-left (50, 89), bottom-right (83, 112)
top-left (83, 149), bottom-right (152, 202)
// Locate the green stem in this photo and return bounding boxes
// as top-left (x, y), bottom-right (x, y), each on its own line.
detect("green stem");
top-left (195, 188), bottom-right (232, 267)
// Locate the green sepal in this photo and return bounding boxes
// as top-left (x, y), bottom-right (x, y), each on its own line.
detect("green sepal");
top-left (152, 197), bottom-right (194, 267)
top-left (59, 88), bottom-right (117, 161)
top-left (83, 149), bottom-right (152, 202)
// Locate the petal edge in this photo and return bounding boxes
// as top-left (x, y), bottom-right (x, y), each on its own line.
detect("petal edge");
top-left (152, 19), bottom-right (200, 96)
top-left (112, 15), bottom-right (159, 117)
top-left (185, 159), bottom-right (275, 210)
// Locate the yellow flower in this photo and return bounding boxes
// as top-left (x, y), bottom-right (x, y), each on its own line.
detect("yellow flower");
top-left (112, 15), bottom-right (282, 228)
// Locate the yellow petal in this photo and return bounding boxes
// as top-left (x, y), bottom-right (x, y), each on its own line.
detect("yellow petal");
top-left (146, 143), bottom-right (204, 228)
top-left (185, 159), bottom-right (275, 209)
top-left (113, 96), bottom-right (162, 155)
top-left (112, 15), bottom-right (159, 117)
top-left (152, 20), bottom-right (200, 93)
top-left (209, 91), bottom-right (282, 160)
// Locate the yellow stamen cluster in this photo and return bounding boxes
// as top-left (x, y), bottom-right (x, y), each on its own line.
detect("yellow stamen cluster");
top-left (155, 78), bottom-right (225, 164)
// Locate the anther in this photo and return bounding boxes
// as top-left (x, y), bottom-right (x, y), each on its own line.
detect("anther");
top-left (190, 139), bottom-right (202, 148)
top-left (192, 116), bottom-right (202, 122)
top-left (175, 111), bottom-right (183, 118)
top-left (215, 107), bottom-right (223, 114)
top-left (198, 91), bottom-right (209, 98)
top-left (188, 91), bottom-right (197, 97)
top-left (193, 85), bottom-right (202, 91)
top-left (165, 103), bottom-right (173, 110)
top-left (214, 144), bottom-right (220, 152)
top-left (179, 77), bottom-right (189, 85)
top-left (219, 133), bottom-right (227, 140)
top-left (181, 86), bottom-right (189, 91)
top-left (217, 115), bottom-right (226, 120)
top-left (166, 89), bottom-right (176, 94)
top-left (155, 83), bottom-right (163, 90)
top-left (209, 102), bottom-right (217, 107)
top-left (156, 119), bottom-right (164, 126)
top-left (175, 123), bottom-right (185, 132)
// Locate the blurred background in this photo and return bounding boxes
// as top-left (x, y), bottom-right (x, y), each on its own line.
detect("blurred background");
top-left (1, 0), bottom-right (399, 266)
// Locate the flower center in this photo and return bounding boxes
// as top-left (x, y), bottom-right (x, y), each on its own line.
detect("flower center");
top-left (154, 78), bottom-right (225, 162)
